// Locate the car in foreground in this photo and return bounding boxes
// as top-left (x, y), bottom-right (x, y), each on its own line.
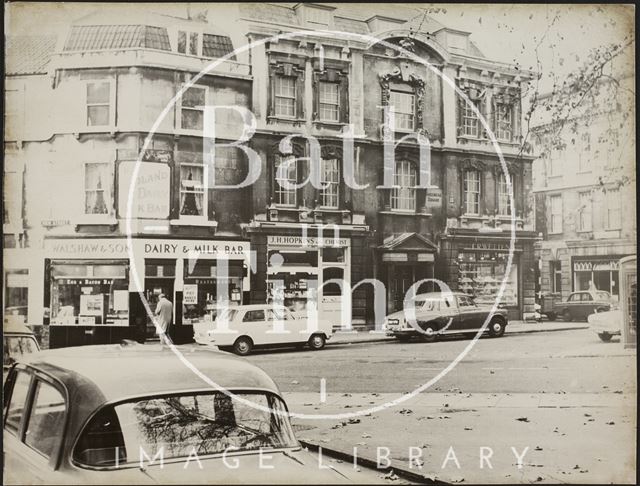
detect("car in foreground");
top-left (3, 321), bottom-right (40, 381)
top-left (549, 290), bottom-right (612, 322)
top-left (588, 307), bottom-right (622, 341)
top-left (383, 292), bottom-right (508, 342)
top-left (3, 343), bottom-right (384, 484)
top-left (193, 304), bottom-right (333, 355)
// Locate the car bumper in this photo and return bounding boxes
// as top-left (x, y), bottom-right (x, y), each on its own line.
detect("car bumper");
top-left (386, 328), bottom-right (418, 336)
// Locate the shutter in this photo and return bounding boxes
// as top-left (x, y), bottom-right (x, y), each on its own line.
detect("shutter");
top-left (339, 75), bottom-right (349, 124)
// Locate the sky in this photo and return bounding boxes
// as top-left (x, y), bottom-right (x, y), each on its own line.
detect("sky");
top-left (5, 2), bottom-right (635, 93)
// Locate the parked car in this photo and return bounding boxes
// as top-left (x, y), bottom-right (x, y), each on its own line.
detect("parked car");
top-left (588, 307), bottom-right (622, 341)
top-left (549, 290), bottom-right (612, 322)
top-left (3, 343), bottom-right (383, 484)
top-left (3, 321), bottom-right (40, 381)
top-left (383, 292), bottom-right (508, 342)
top-left (193, 304), bottom-right (333, 355)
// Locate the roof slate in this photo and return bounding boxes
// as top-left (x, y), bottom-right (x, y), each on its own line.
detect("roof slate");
top-left (6, 35), bottom-right (57, 75)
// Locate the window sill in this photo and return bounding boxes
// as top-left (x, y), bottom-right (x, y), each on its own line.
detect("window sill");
top-left (312, 120), bottom-right (347, 129)
top-left (267, 116), bottom-right (306, 125)
top-left (74, 217), bottom-right (118, 226)
top-left (379, 210), bottom-right (432, 217)
top-left (169, 219), bottom-right (218, 228)
top-left (576, 229), bottom-right (593, 234)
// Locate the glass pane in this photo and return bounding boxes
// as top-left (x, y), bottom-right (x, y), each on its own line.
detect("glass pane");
top-left (87, 82), bottom-right (110, 104)
top-left (188, 32), bottom-right (199, 55)
top-left (177, 31), bottom-right (186, 53)
top-left (87, 106), bottom-right (110, 126)
top-left (24, 381), bottom-right (66, 459)
top-left (4, 337), bottom-right (39, 366)
top-left (181, 109), bottom-right (203, 131)
top-left (319, 82), bottom-right (338, 104)
top-left (182, 87), bottom-right (206, 108)
top-left (4, 371), bottom-right (31, 434)
top-left (275, 97), bottom-right (295, 117)
top-left (275, 77), bottom-right (295, 97)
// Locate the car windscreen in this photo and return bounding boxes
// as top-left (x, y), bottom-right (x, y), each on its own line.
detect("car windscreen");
top-left (73, 392), bottom-right (298, 468)
top-left (214, 308), bottom-right (238, 323)
top-left (414, 300), bottom-right (440, 312)
top-left (3, 335), bottom-right (39, 366)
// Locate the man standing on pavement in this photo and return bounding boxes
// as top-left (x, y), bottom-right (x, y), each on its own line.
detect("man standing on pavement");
top-left (155, 293), bottom-right (173, 344)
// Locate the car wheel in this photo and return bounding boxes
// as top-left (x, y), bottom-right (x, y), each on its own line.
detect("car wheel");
top-left (598, 332), bottom-right (613, 342)
top-left (546, 312), bottom-right (556, 321)
top-left (419, 324), bottom-right (437, 343)
top-left (489, 319), bottom-right (506, 337)
top-left (562, 309), bottom-right (572, 322)
top-left (308, 334), bottom-right (326, 350)
top-left (233, 337), bottom-right (253, 356)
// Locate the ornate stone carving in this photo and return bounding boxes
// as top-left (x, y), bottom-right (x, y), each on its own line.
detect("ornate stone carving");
top-left (379, 66), bottom-right (427, 135)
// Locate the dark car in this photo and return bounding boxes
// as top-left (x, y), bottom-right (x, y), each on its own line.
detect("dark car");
top-left (550, 290), bottom-right (612, 322)
top-left (383, 292), bottom-right (508, 342)
top-left (3, 343), bottom-right (385, 484)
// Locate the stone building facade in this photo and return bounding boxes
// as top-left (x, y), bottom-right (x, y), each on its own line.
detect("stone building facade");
top-left (4, 4), bottom-right (538, 348)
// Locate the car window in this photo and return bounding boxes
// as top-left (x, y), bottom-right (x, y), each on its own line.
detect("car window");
top-left (4, 370), bottom-right (32, 435)
top-left (24, 380), bottom-right (66, 459)
top-left (596, 291), bottom-right (610, 301)
top-left (3, 336), bottom-right (39, 366)
top-left (568, 294), bottom-right (579, 302)
top-left (243, 310), bottom-right (266, 322)
top-left (582, 293), bottom-right (593, 301)
top-left (74, 392), bottom-right (298, 468)
top-left (267, 308), bottom-right (291, 320)
top-left (417, 300), bottom-right (440, 312)
top-left (458, 295), bottom-right (475, 307)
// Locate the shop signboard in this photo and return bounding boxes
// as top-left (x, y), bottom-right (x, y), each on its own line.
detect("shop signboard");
top-left (267, 235), bottom-right (350, 248)
top-left (118, 162), bottom-right (171, 219)
top-left (425, 188), bottom-right (442, 209)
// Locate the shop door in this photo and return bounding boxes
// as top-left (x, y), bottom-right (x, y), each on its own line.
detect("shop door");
top-left (389, 265), bottom-right (414, 313)
top-left (143, 280), bottom-right (174, 335)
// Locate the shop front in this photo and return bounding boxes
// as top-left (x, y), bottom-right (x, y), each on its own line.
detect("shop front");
top-left (572, 256), bottom-right (625, 300)
top-left (43, 237), bottom-right (251, 348)
top-left (439, 231), bottom-right (538, 320)
top-left (265, 234), bottom-right (351, 330)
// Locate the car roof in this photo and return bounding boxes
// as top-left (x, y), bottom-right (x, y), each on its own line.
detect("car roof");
top-left (20, 343), bottom-right (280, 400)
top-left (226, 304), bottom-right (290, 312)
top-left (413, 292), bottom-right (466, 299)
top-left (13, 343), bottom-right (282, 448)
top-left (3, 321), bottom-right (36, 335)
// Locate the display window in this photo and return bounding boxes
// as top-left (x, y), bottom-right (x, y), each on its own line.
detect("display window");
top-left (573, 259), bottom-right (620, 299)
top-left (457, 252), bottom-right (518, 306)
top-left (182, 260), bottom-right (244, 324)
top-left (50, 262), bottom-right (129, 326)
top-left (4, 269), bottom-right (29, 322)
top-left (267, 249), bottom-right (319, 312)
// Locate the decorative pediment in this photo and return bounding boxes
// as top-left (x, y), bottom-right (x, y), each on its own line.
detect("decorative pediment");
top-left (460, 158), bottom-right (486, 172)
top-left (491, 161), bottom-right (524, 177)
top-left (321, 144), bottom-right (343, 160)
top-left (380, 232), bottom-right (438, 252)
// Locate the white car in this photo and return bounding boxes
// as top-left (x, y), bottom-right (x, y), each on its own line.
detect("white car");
top-left (588, 308), bottom-right (622, 341)
top-left (193, 304), bottom-right (333, 355)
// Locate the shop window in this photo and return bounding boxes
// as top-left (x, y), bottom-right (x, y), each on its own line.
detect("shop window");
top-left (179, 163), bottom-right (207, 218)
top-left (182, 261), bottom-right (243, 324)
top-left (551, 261), bottom-right (562, 293)
top-left (322, 247), bottom-right (345, 264)
top-left (318, 82), bottom-right (339, 122)
top-left (274, 76), bottom-right (296, 118)
top-left (4, 269), bottom-right (28, 321)
top-left (50, 263), bottom-right (129, 326)
top-left (606, 188), bottom-right (621, 230)
top-left (274, 155), bottom-right (297, 206)
top-left (84, 162), bottom-right (113, 216)
top-left (497, 173), bottom-right (512, 216)
top-left (457, 251), bottom-right (518, 306)
top-left (179, 85), bottom-right (207, 131)
top-left (549, 195), bottom-right (563, 234)
top-left (320, 158), bottom-right (340, 208)
top-left (322, 267), bottom-right (345, 296)
top-left (267, 249), bottom-right (318, 311)
top-left (496, 103), bottom-right (513, 141)
top-left (463, 170), bottom-right (481, 215)
top-left (389, 90), bottom-right (415, 131)
top-left (390, 160), bottom-right (416, 212)
top-left (24, 380), bottom-right (66, 460)
top-left (85, 81), bottom-right (113, 127)
top-left (578, 191), bottom-right (592, 232)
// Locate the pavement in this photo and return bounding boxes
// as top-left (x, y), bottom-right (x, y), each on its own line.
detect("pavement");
top-left (246, 327), bottom-right (636, 484)
top-left (329, 320), bottom-right (590, 346)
